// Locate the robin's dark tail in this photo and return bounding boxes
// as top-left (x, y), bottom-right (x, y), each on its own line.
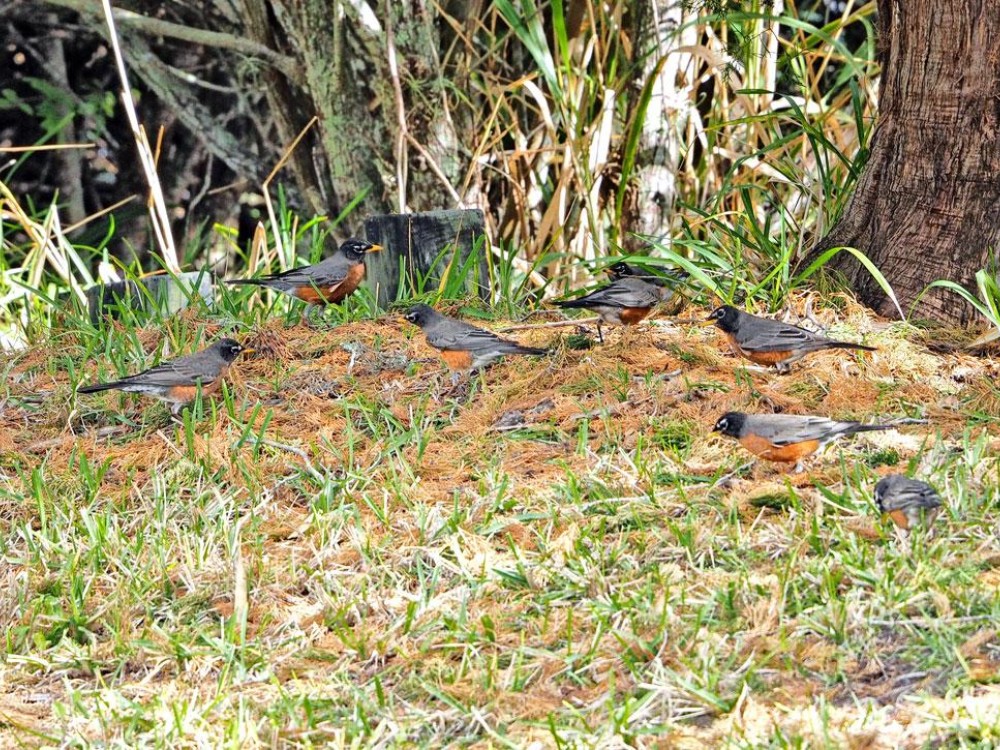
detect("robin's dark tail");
top-left (225, 278), bottom-right (271, 287)
top-left (827, 341), bottom-right (877, 352)
top-left (845, 422), bottom-right (895, 435)
top-left (78, 381), bottom-right (125, 394)
top-left (553, 298), bottom-right (593, 310)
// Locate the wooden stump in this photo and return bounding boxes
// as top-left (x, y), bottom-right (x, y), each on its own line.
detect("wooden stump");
top-left (363, 209), bottom-right (489, 309)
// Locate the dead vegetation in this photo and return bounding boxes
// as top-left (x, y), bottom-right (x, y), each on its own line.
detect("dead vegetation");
top-left (1, 298), bottom-right (999, 747)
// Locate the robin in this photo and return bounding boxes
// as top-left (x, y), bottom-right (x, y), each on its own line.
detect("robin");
top-left (554, 276), bottom-right (663, 342)
top-left (226, 237), bottom-right (381, 309)
top-left (704, 305), bottom-right (876, 373)
top-left (605, 262), bottom-right (689, 302)
top-left (712, 411), bottom-right (895, 472)
top-left (403, 303), bottom-right (548, 373)
top-left (77, 338), bottom-right (251, 415)
top-left (874, 474), bottom-right (942, 530)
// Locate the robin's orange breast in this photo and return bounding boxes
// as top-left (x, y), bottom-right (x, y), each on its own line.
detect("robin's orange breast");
top-left (725, 334), bottom-right (795, 365)
top-left (738, 433), bottom-right (822, 463)
top-left (439, 349), bottom-right (475, 371)
top-left (887, 509), bottom-right (912, 530)
top-left (164, 376), bottom-right (223, 404)
top-left (326, 262), bottom-right (366, 303)
top-left (293, 285), bottom-right (332, 305)
top-left (293, 263), bottom-right (366, 305)
top-left (619, 307), bottom-right (653, 325)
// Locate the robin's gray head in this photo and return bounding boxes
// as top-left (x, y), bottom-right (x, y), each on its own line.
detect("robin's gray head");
top-left (874, 474), bottom-right (916, 513)
top-left (705, 305), bottom-right (741, 332)
top-left (873, 477), bottom-right (891, 513)
top-left (340, 237), bottom-right (382, 261)
top-left (608, 261), bottom-right (690, 283)
top-left (215, 338), bottom-right (251, 362)
top-left (403, 304), bottom-right (436, 328)
top-left (606, 261), bottom-right (634, 279)
top-left (713, 411), bottom-right (746, 437)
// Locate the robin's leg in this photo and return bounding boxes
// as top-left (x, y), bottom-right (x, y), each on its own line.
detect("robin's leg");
top-left (167, 401), bottom-right (187, 426)
top-left (596, 321), bottom-right (604, 344)
top-left (927, 507), bottom-right (942, 531)
top-left (791, 460), bottom-right (805, 474)
top-left (775, 361), bottom-right (792, 375)
top-left (442, 370), bottom-right (476, 402)
top-left (894, 525), bottom-right (910, 550)
top-left (301, 305), bottom-right (324, 328)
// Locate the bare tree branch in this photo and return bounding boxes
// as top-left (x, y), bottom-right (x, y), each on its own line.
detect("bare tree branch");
top-left (40, 0), bottom-right (301, 83)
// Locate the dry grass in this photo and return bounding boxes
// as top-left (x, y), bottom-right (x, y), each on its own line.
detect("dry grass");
top-left (1, 297), bottom-right (999, 747)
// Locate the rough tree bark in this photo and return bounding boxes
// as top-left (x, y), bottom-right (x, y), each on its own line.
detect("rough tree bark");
top-left (247, 0), bottom-right (468, 219)
top-left (817, 0), bottom-right (1000, 324)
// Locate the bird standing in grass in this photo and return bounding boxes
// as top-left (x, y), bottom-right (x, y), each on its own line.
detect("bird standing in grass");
top-left (554, 276), bottom-right (663, 342)
top-left (605, 261), bottom-right (689, 302)
top-left (226, 238), bottom-right (381, 319)
top-left (704, 305), bottom-right (876, 373)
top-left (403, 303), bottom-right (548, 374)
top-left (712, 411), bottom-right (895, 473)
top-left (875, 474), bottom-right (942, 530)
top-left (77, 338), bottom-right (252, 416)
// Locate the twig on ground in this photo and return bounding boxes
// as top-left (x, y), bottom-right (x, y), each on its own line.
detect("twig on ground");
top-left (155, 430), bottom-right (184, 456)
top-left (27, 424), bottom-right (128, 451)
top-left (712, 461), bottom-right (756, 489)
top-left (803, 295), bottom-right (826, 331)
top-left (632, 369), bottom-right (683, 384)
top-left (257, 438), bottom-right (324, 481)
top-left (570, 396), bottom-right (651, 422)
top-left (499, 317), bottom-right (599, 333)
top-left (514, 309), bottom-right (568, 322)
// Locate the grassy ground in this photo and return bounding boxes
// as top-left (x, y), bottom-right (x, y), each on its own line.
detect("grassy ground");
top-left (1, 294), bottom-right (999, 748)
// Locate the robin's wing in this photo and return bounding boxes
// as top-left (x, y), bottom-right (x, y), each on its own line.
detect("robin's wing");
top-left (122, 350), bottom-right (222, 387)
top-left (424, 320), bottom-right (510, 352)
top-left (735, 318), bottom-right (832, 353)
top-left (256, 254), bottom-right (353, 288)
top-left (878, 479), bottom-right (941, 511)
top-left (747, 415), bottom-right (846, 446)
top-left (571, 279), bottom-right (662, 308)
top-left (616, 265), bottom-right (689, 289)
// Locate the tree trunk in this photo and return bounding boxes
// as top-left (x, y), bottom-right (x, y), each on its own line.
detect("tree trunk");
top-left (265, 0), bottom-right (389, 220)
top-left (817, 0), bottom-right (1000, 325)
top-left (256, 0), bottom-right (468, 220)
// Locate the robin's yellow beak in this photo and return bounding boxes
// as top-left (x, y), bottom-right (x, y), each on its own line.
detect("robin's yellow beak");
top-left (241, 347), bottom-right (256, 356)
top-left (700, 318), bottom-right (718, 327)
top-left (367, 244), bottom-right (383, 254)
